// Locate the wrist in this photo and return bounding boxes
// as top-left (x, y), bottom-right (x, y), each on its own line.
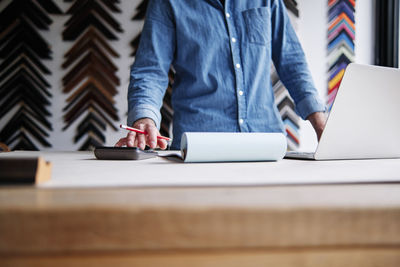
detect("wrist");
top-left (307, 112), bottom-right (327, 140)
top-left (133, 117), bottom-right (156, 127)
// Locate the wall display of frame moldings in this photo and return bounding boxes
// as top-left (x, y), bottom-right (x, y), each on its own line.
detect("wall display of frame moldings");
top-left (327, 0), bottom-right (356, 109)
top-left (130, 0), bottom-right (301, 150)
top-left (62, 0), bottom-right (122, 151)
top-left (0, 0), bottom-right (62, 150)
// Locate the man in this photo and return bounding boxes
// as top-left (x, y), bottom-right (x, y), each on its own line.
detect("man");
top-left (116, 0), bottom-right (326, 150)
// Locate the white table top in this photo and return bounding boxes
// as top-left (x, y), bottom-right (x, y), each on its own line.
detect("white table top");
top-left (1, 151), bottom-right (400, 188)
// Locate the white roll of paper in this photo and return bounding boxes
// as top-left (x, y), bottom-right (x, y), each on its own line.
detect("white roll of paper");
top-left (180, 132), bottom-right (287, 162)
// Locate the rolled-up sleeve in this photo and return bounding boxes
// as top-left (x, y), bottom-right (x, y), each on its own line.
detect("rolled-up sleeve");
top-left (127, 0), bottom-right (176, 128)
top-left (270, 0), bottom-right (326, 120)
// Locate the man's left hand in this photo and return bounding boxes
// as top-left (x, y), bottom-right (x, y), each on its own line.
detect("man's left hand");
top-left (307, 112), bottom-right (327, 141)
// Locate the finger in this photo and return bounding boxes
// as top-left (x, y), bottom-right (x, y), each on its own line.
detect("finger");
top-left (126, 131), bottom-right (136, 147)
top-left (145, 124), bottom-right (158, 149)
top-left (136, 123), bottom-right (147, 150)
top-left (157, 139), bottom-right (168, 150)
top-left (115, 137), bottom-right (127, 147)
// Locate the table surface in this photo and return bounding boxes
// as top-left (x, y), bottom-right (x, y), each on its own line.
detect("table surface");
top-left (1, 151), bottom-right (400, 266)
top-left (1, 151), bottom-right (400, 187)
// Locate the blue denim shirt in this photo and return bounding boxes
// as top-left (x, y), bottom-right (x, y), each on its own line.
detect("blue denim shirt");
top-left (128, 0), bottom-right (326, 149)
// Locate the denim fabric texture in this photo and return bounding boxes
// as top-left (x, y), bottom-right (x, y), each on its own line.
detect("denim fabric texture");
top-left (128, 0), bottom-right (326, 149)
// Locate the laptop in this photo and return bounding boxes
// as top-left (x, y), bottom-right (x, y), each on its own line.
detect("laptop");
top-left (285, 63), bottom-right (400, 160)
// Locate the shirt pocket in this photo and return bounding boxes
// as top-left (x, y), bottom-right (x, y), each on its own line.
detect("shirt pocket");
top-left (242, 7), bottom-right (271, 46)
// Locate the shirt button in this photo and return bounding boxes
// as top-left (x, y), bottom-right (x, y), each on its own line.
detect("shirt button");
top-left (239, 119), bottom-right (244, 124)
top-left (239, 90), bottom-right (243, 96)
top-left (231, 37), bottom-right (236, 43)
top-left (236, 63), bottom-right (241, 69)
top-left (226, 13), bottom-right (230, 18)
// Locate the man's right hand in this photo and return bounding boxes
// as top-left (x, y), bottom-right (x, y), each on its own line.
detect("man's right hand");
top-left (115, 118), bottom-right (168, 150)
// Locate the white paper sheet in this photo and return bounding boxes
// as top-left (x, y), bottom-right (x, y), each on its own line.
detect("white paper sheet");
top-left (180, 132), bottom-right (287, 162)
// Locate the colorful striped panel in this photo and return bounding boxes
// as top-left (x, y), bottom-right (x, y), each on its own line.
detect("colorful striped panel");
top-left (327, 0), bottom-right (356, 109)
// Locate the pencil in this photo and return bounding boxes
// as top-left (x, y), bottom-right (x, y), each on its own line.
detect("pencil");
top-left (120, 124), bottom-right (171, 141)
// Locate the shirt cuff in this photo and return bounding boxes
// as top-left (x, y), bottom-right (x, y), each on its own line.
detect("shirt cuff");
top-left (127, 104), bottom-right (161, 129)
top-left (295, 94), bottom-right (326, 120)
